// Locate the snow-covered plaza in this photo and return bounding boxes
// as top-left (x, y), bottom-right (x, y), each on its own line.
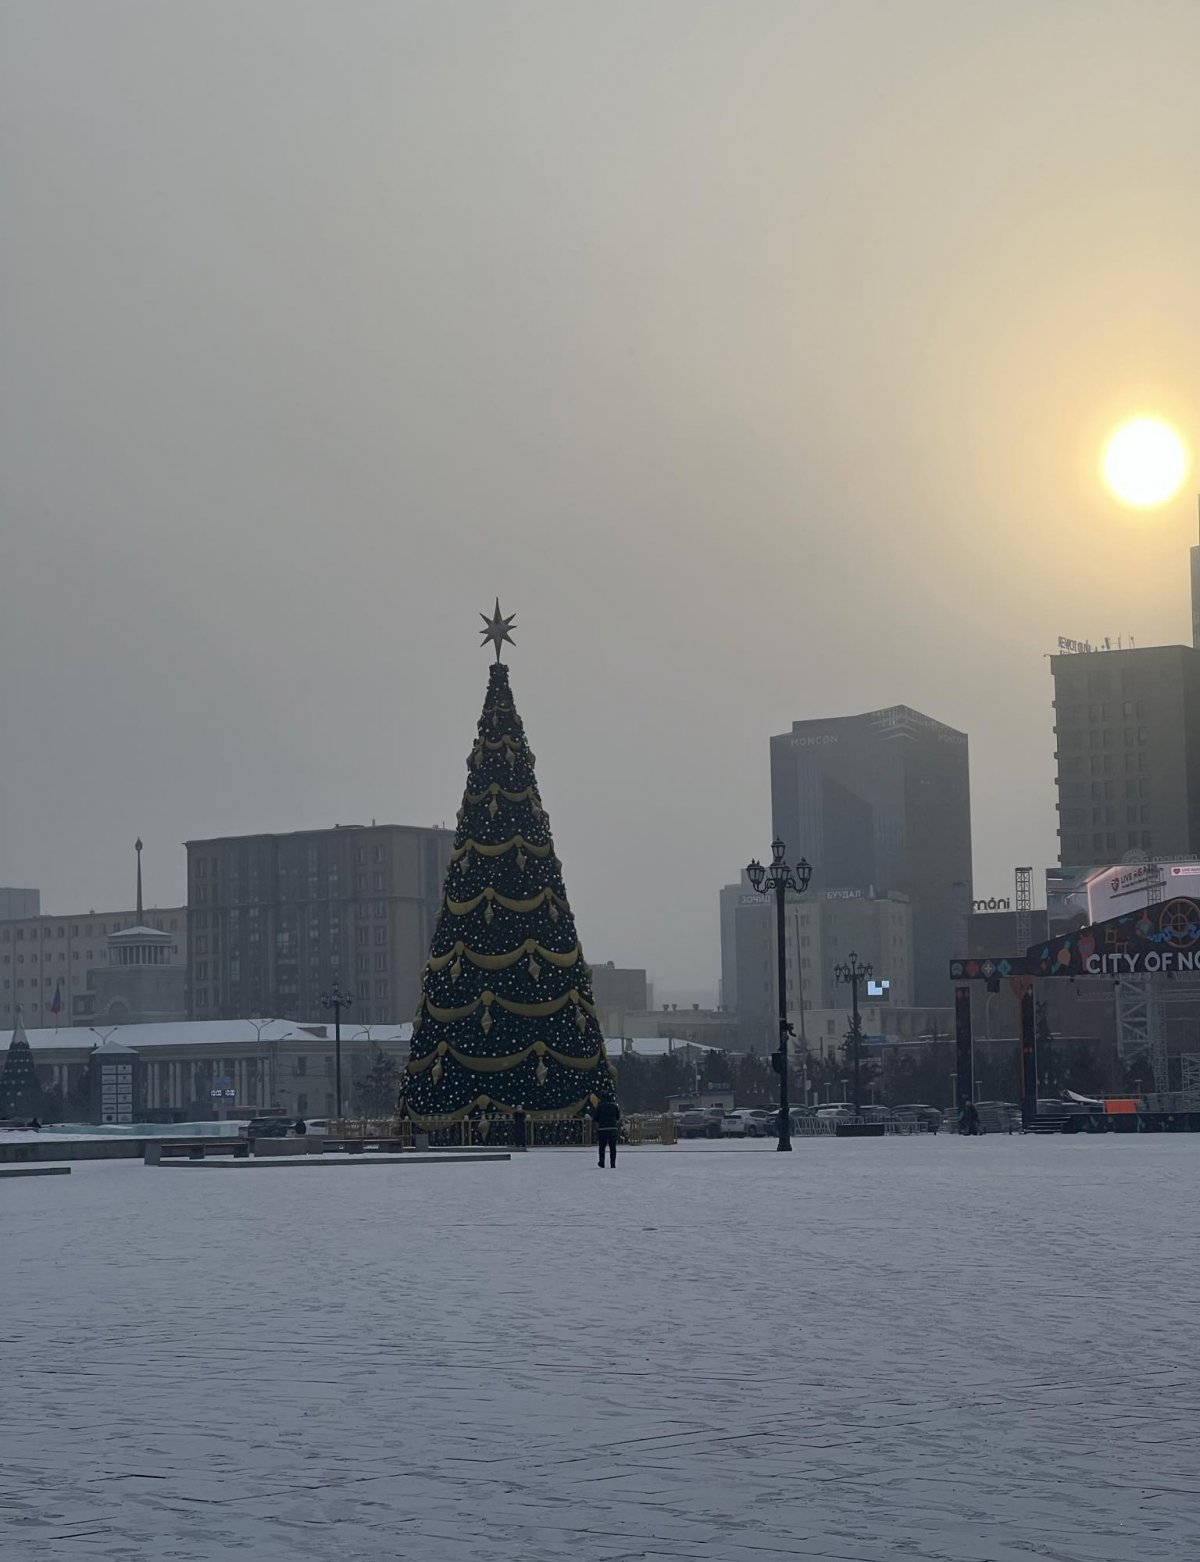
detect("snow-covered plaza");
top-left (4, 1136), bottom-right (1200, 1562)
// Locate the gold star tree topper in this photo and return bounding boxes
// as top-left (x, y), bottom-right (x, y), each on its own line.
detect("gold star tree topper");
top-left (479, 599), bottom-right (516, 662)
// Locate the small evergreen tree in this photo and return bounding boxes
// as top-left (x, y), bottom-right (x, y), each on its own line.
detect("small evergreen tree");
top-left (355, 1048), bottom-right (399, 1118)
top-left (0, 1010), bottom-right (44, 1120)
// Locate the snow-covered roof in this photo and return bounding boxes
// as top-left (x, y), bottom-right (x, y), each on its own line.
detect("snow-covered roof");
top-left (108, 925), bottom-right (173, 942)
top-left (608, 1037), bottom-right (725, 1057)
top-left (6, 1019), bottom-right (415, 1053)
top-left (3, 1021), bottom-right (721, 1059)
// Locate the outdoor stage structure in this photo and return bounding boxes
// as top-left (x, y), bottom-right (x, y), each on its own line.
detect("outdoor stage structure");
top-left (951, 891), bottom-right (1200, 1126)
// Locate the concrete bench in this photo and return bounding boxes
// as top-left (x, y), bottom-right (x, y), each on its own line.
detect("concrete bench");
top-left (321, 1138), bottom-right (410, 1156)
top-left (145, 1141), bottom-right (250, 1164)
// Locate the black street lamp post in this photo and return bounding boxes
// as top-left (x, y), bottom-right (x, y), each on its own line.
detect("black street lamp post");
top-left (834, 952), bottom-right (872, 1117)
top-left (746, 839), bottom-right (812, 1151)
top-left (320, 980), bottom-right (353, 1122)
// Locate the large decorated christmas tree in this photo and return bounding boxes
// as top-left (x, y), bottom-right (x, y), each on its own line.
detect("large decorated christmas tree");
top-left (0, 1008), bottom-right (43, 1120)
top-left (402, 604), bottom-right (618, 1125)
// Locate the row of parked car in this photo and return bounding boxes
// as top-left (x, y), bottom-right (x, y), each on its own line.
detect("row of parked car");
top-left (674, 1103), bottom-right (944, 1138)
top-left (813, 1102), bottom-right (944, 1130)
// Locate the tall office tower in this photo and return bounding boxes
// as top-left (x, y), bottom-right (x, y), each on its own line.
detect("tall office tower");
top-left (770, 705), bottom-right (972, 1004)
top-left (724, 883), bottom-right (914, 1054)
top-left (1051, 643), bottom-right (1200, 867)
top-left (718, 879), bottom-right (745, 1013)
top-left (186, 824), bottom-right (453, 1024)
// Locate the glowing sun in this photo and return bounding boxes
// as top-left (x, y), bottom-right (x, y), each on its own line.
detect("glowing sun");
top-left (1102, 417), bottom-right (1188, 508)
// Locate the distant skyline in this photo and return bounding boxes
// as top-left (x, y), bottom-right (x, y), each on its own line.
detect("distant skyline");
top-left (5, 1), bottom-right (1200, 992)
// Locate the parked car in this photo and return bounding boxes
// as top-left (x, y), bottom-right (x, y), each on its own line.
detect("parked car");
top-left (241, 1116), bottom-right (292, 1140)
top-left (720, 1108), bottom-right (776, 1138)
top-left (676, 1107), bottom-right (724, 1138)
top-left (895, 1103), bottom-right (943, 1132)
top-left (860, 1104), bottom-right (896, 1124)
top-left (815, 1102), bottom-right (854, 1121)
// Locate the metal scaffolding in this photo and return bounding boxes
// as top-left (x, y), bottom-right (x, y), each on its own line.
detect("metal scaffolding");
top-left (1115, 974), bottom-right (1167, 1095)
top-left (1180, 1053), bottom-right (1200, 1109)
top-left (1112, 864), bottom-right (1172, 1100)
top-left (1014, 867), bottom-right (1033, 958)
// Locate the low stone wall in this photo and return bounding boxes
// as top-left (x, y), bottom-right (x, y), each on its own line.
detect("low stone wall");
top-left (0, 1137), bottom-right (246, 1164)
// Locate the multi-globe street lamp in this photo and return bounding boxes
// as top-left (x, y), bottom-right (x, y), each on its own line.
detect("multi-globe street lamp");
top-left (746, 839), bottom-right (812, 1151)
top-left (834, 951), bottom-right (872, 1118)
top-left (320, 980), bottom-right (353, 1123)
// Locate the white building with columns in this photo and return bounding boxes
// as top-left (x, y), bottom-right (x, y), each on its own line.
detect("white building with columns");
top-left (7, 1019), bottom-right (412, 1121)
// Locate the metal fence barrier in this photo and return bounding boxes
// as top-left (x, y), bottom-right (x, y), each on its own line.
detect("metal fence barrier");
top-left (343, 1112), bottom-right (681, 1149)
top-left (791, 1116), bottom-right (836, 1136)
top-left (328, 1112), bottom-right (937, 1147)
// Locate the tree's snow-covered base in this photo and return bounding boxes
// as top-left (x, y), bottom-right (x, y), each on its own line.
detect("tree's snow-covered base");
top-left (5, 1138), bottom-right (1199, 1560)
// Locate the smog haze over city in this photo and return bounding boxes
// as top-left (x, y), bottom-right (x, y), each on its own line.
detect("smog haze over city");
top-left (5, 1), bottom-right (1200, 994)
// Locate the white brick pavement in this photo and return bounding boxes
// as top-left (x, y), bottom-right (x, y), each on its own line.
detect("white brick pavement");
top-left (3, 1137), bottom-right (1199, 1560)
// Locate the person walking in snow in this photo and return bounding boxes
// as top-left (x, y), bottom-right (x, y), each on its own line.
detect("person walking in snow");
top-left (594, 1098), bottom-right (621, 1168)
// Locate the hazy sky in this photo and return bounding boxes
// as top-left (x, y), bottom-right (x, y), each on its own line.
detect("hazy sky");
top-left (5, 1), bottom-right (1200, 996)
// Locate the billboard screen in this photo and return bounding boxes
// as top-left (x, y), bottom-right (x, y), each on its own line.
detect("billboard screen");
top-left (1084, 861), bottom-right (1200, 925)
top-left (1086, 862), bottom-right (1165, 925)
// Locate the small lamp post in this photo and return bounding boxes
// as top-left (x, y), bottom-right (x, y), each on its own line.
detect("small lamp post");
top-left (746, 839), bottom-right (812, 1151)
top-left (320, 981), bottom-right (353, 1123)
top-left (834, 952), bottom-right (872, 1118)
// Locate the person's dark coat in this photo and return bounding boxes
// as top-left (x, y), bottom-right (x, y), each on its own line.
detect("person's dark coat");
top-left (594, 1099), bottom-right (621, 1131)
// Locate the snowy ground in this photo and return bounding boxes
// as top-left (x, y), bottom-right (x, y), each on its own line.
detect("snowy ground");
top-left (4, 1138), bottom-right (1199, 1562)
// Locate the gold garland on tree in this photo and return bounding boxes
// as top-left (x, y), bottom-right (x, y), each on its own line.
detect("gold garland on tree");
top-left (417, 988), bottom-right (597, 1025)
top-left (451, 835), bottom-right (554, 862)
top-left (444, 886), bottom-right (568, 917)
top-left (407, 1037), bottom-right (604, 1074)
top-left (426, 939), bottom-right (582, 974)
